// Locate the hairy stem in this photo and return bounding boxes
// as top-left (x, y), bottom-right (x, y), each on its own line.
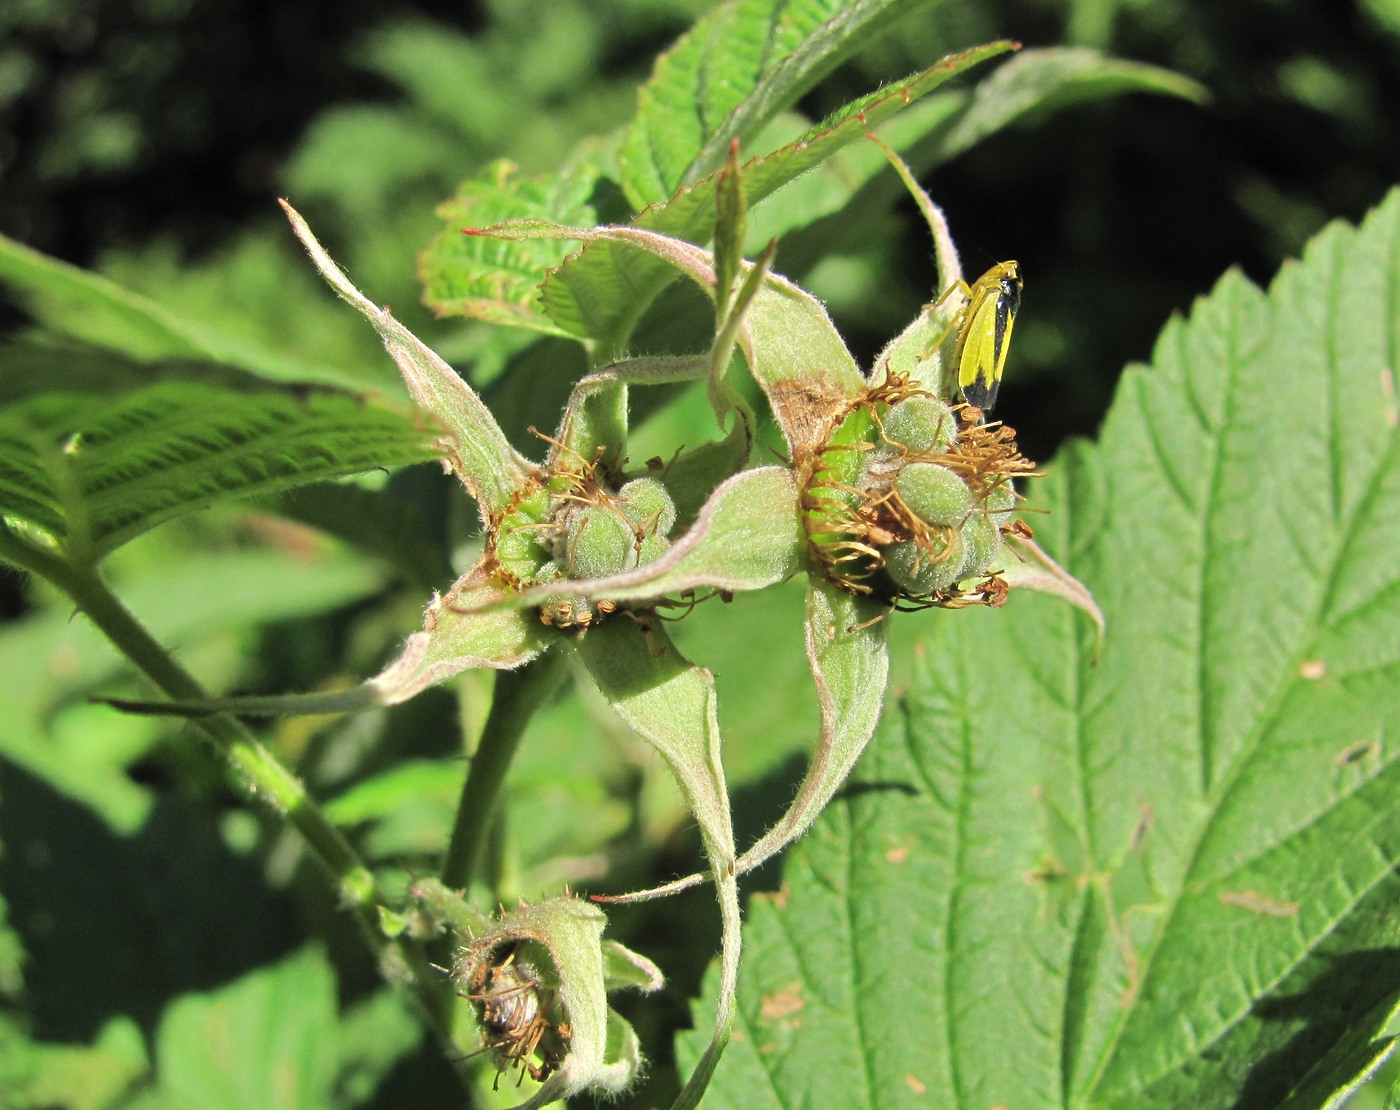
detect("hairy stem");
top-left (17, 544), bottom-right (451, 1037)
top-left (441, 652), bottom-right (567, 892)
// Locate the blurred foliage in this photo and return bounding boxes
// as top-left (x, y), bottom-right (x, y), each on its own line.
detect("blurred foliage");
top-left (1, 0), bottom-right (1399, 1106)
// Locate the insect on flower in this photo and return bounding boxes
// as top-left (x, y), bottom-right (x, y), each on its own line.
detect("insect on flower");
top-left (932, 260), bottom-right (1022, 415)
top-left (464, 943), bottom-right (570, 1087)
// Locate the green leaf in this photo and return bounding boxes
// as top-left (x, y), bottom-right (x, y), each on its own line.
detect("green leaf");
top-left (575, 619), bottom-right (742, 1108)
top-left (681, 187), bottom-right (1400, 1106)
top-left (0, 231), bottom-right (389, 389)
top-left (322, 758), bottom-right (461, 827)
top-left (546, 44), bottom-right (1011, 354)
top-left (418, 156), bottom-right (603, 332)
top-left (0, 382), bottom-right (438, 565)
top-left (0, 544), bottom-right (391, 831)
top-left (0, 231), bottom-right (227, 364)
top-left (619, 0), bottom-right (953, 207)
top-left (334, 989), bottom-right (428, 1106)
top-left (1274, 992), bottom-right (1399, 1109)
top-left (937, 45), bottom-right (1207, 162)
top-left (0, 1017), bottom-right (148, 1109)
top-left (151, 946), bottom-right (418, 1110)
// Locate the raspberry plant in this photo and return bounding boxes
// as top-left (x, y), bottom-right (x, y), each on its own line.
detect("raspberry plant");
top-left (2, 3), bottom-right (1399, 1108)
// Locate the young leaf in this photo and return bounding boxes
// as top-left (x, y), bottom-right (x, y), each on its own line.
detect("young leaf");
top-left (679, 188), bottom-right (1400, 1106)
top-left (937, 45), bottom-right (1207, 161)
top-left (565, 43), bottom-right (1202, 353)
top-left (0, 382), bottom-right (439, 566)
top-left (546, 44), bottom-right (1012, 353)
top-left (619, 0), bottom-right (949, 207)
top-left (574, 618), bottom-right (743, 1109)
top-left (418, 156), bottom-right (602, 332)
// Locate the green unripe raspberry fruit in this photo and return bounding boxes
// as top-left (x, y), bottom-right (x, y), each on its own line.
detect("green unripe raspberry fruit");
top-left (984, 480), bottom-right (1016, 516)
top-left (881, 395), bottom-right (956, 455)
top-left (895, 462), bottom-right (974, 527)
top-left (884, 532), bottom-right (964, 595)
top-left (958, 512), bottom-right (1002, 580)
top-left (567, 506), bottom-right (634, 579)
top-left (818, 407), bottom-right (877, 489)
top-left (618, 478), bottom-right (677, 537)
top-left (496, 489), bottom-right (553, 580)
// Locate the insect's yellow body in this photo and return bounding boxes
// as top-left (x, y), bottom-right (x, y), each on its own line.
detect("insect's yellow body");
top-left (932, 260), bottom-right (1022, 415)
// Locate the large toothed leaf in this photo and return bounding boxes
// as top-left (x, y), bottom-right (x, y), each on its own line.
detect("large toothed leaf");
top-left (681, 188), bottom-right (1400, 1108)
top-left (0, 382), bottom-right (438, 566)
top-left (282, 202), bottom-right (532, 514)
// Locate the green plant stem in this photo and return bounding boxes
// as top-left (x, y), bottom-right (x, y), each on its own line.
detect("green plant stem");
top-left (26, 551), bottom-right (451, 1035)
top-left (441, 652), bottom-right (567, 892)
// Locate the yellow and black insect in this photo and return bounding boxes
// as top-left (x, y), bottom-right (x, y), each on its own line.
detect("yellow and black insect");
top-left (933, 261), bottom-right (1022, 415)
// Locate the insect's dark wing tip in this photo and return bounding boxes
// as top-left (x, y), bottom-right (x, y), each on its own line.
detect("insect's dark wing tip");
top-left (960, 376), bottom-right (999, 413)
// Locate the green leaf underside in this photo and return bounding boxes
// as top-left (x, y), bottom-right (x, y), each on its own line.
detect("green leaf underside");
top-left (0, 382), bottom-right (438, 562)
top-left (283, 202), bottom-right (532, 514)
top-left (682, 189), bottom-right (1400, 1107)
top-left (575, 619), bottom-right (741, 1109)
top-left (369, 577), bottom-right (553, 706)
top-left (545, 44), bottom-right (1012, 350)
top-left (619, 0), bottom-right (955, 208)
